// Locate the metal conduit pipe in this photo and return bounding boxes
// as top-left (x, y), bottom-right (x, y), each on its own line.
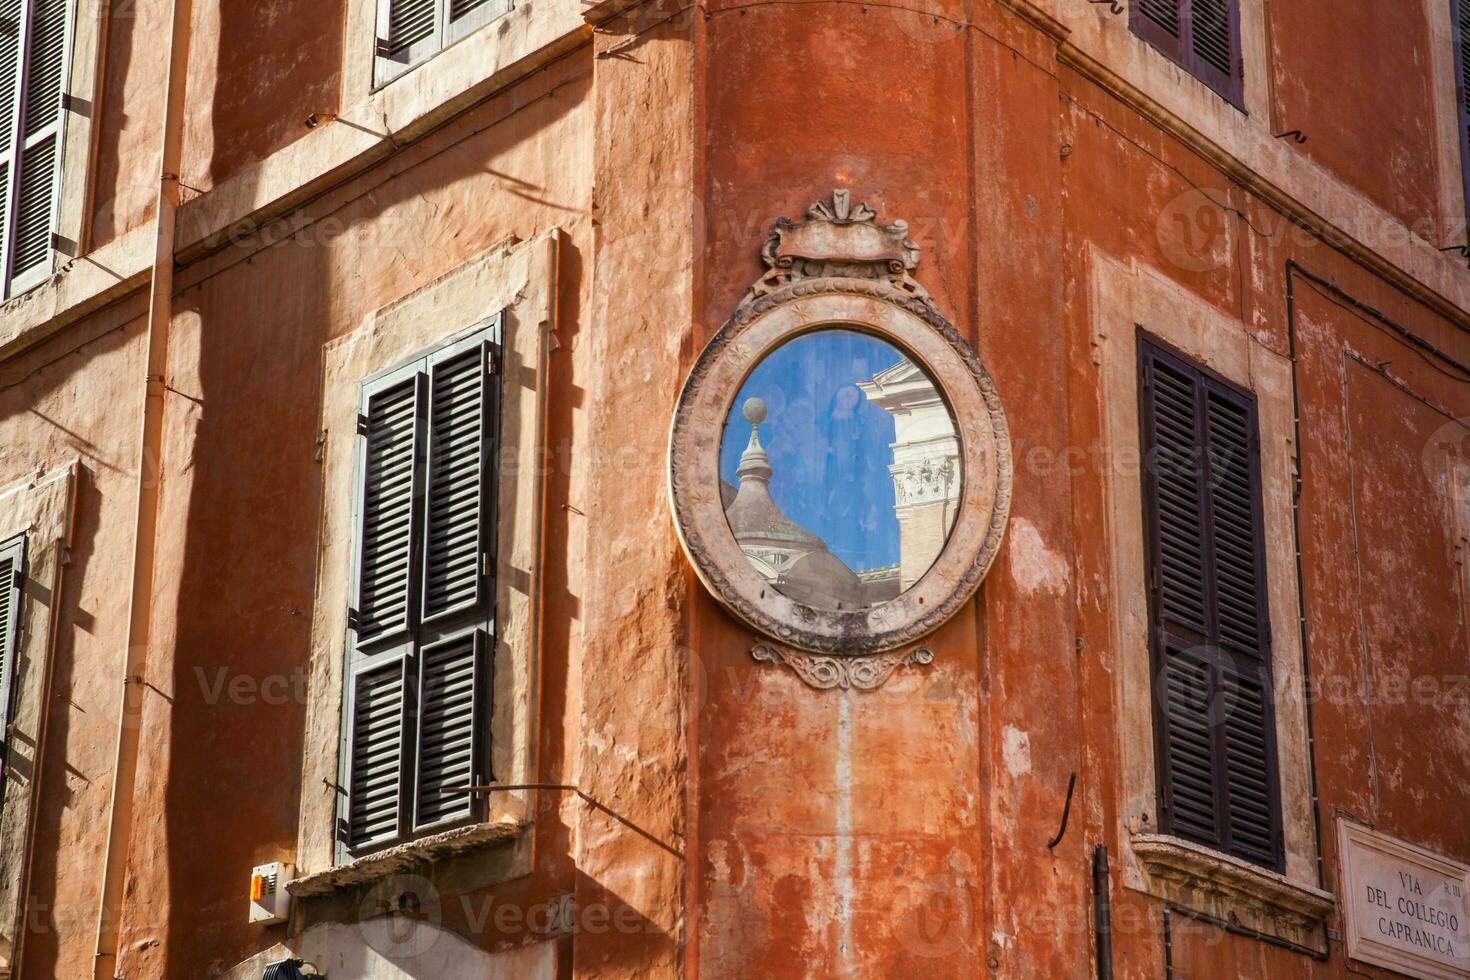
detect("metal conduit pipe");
top-left (91, 0), bottom-right (193, 971)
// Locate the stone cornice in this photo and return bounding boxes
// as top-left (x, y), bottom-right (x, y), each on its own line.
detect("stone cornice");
top-left (1131, 833), bottom-right (1336, 952)
top-left (289, 819), bottom-right (528, 899)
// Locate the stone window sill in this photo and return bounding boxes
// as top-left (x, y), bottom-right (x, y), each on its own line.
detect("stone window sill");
top-left (289, 819), bottom-right (528, 899)
top-left (1129, 833), bottom-right (1336, 953)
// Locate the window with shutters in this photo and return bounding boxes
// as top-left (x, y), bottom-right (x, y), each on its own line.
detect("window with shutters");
top-left (1131, 0), bottom-right (1244, 108)
top-left (0, 0), bottom-right (73, 298)
top-left (1450, 0), bottom-right (1470, 234)
top-left (1138, 336), bottom-right (1283, 872)
top-left (0, 534), bottom-right (23, 788)
top-left (375, 0), bottom-right (513, 86)
top-left (339, 316), bottom-right (501, 859)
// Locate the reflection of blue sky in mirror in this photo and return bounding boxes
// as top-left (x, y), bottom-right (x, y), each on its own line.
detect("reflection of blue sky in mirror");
top-left (720, 329), bottom-right (902, 571)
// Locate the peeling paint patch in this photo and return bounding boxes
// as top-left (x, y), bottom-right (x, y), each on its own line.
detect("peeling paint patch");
top-left (1002, 726), bottom-right (1031, 777)
top-left (1008, 517), bottom-right (1069, 596)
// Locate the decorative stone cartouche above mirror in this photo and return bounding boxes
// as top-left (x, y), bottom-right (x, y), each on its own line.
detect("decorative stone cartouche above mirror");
top-left (668, 191), bottom-right (1012, 690)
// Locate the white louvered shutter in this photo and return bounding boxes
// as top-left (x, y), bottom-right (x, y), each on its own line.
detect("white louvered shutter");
top-left (374, 0), bottom-right (439, 86)
top-left (374, 0), bottom-right (513, 86)
top-left (0, 0), bottom-right (70, 298)
top-left (0, 536), bottom-right (25, 785)
top-left (341, 318), bottom-right (500, 859)
top-left (445, 0), bottom-right (511, 45)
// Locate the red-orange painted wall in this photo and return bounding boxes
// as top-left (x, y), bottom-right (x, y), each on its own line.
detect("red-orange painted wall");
top-left (2, 0), bottom-right (1467, 976)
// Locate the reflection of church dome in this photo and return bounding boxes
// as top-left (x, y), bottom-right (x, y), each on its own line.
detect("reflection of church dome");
top-left (724, 397), bottom-right (869, 609)
top-left (777, 551), bottom-right (868, 610)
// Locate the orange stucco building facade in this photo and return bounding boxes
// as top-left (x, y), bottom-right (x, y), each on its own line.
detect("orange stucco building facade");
top-left (0, 0), bottom-right (1465, 977)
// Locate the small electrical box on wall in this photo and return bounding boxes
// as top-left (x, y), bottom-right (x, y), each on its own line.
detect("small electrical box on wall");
top-left (249, 862), bottom-right (293, 925)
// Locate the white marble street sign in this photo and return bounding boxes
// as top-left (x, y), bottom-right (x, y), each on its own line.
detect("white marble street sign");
top-left (1339, 818), bottom-right (1470, 980)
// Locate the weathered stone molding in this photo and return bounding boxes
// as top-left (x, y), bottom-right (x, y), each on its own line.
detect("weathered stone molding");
top-left (1131, 834), bottom-right (1335, 953)
top-left (289, 819), bottom-right (528, 899)
top-left (751, 641), bottom-right (933, 691)
top-left (668, 192), bottom-right (1012, 666)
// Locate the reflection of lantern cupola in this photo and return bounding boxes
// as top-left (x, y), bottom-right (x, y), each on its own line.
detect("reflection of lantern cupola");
top-left (724, 398), bottom-right (826, 576)
top-left (723, 397), bottom-right (869, 609)
top-left (735, 397), bottom-right (774, 485)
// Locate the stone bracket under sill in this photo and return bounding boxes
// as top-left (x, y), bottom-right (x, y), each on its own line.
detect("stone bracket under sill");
top-left (1130, 833), bottom-right (1336, 954)
top-left (289, 819), bottom-right (528, 899)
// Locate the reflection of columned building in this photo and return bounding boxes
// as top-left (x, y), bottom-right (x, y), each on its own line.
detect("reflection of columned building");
top-left (859, 360), bottom-right (961, 590)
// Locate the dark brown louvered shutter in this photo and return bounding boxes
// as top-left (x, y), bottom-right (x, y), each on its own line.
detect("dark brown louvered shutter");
top-left (340, 318), bottom-right (500, 860)
top-left (1131, 0), bottom-right (1243, 107)
top-left (1139, 336), bottom-right (1282, 871)
top-left (1453, 0), bottom-right (1470, 233)
top-left (1135, 0), bottom-right (1182, 42)
top-left (0, 535), bottom-right (24, 784)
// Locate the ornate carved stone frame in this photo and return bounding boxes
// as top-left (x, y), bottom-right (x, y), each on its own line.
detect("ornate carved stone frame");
top-left (668, 192), bottom-right (1012, 683)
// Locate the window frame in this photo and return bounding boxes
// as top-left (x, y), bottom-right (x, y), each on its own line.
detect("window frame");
top-left (0, 0), bottom-right (79, 299)
top-left (1137, 333), bottom-right (1285, 873)
top-left (1449, 0), bottom-right (1470, 240)
top-left (1130, 0), bottom-right (1245, 110)
top-left (373, 0), bottom-right (515, 89)
top-left (336, 314), bottom-right (503, 864)
top-left (0, 532), bottom-right (25, 785)
top-left (0, 465), bottom-right (75, 973)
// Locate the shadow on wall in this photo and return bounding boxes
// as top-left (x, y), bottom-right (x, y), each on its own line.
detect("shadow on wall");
top-left (16, 463), bottom-right (102, 979)
top-left (215, 868), bottom-right (670, 978)
top-left (154, 40), bottom-right (592, 979)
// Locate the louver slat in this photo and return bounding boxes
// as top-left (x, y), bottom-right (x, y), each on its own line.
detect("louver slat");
top-left (1206, 390), bottom-right (1263, 655)
top-left (1221, 663), bottom-right (1275, 865)
top-left (449, 0), bottom-right (492, 20)
top-left (1456, 0), bottom-right (1470, 250)
top-left (1140, 339), bottom-right (1280, 871)
top-left (423, 345), bottom-right (486, 619)
top-left (1161, 644), bottom-right (1219, 845)
top-left (380, 0), bottom-right (435, 57)
top-left (0, 0), bottom-right (22, 156)
top-left (1138, 0), bottom-right (1180, 37)
top-left (358, 376), bottom-right (422, 643)
top-left (0, 539), bottom-right (21, 766)
top-left (1145, 359), bottom-right (1209, 635)
top-left (349, 662), bottom-right (407, 847)
top-left (1461, 0), bottom-right (1470, 115)
top-left (11, 132), bottom-right (52, 277)
top-left (1131, 0), bottom-right (1240, 105)
top-left (22, 0), bottom-right (65, 137)
top-left (415, 634), bottom-right (483, 829)
top-left (1189, 0), bottom-right (1233, 77)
